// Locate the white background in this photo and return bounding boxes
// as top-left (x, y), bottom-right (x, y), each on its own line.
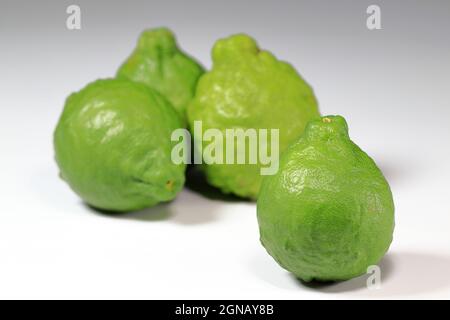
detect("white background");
top-left (1, 0), bottom-right (449, 299)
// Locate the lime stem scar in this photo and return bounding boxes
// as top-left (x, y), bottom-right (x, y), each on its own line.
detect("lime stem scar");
top-left (166, 180), bottom-right (174, 191)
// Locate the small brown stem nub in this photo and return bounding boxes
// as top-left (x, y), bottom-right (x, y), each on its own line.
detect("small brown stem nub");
top-left (166, 180), bottom-right (174, 191)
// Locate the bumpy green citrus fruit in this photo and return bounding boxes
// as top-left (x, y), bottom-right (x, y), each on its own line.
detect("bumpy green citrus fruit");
top-left (117, 27), bottom-right (204, 123)
top-left (187, 34), bottom-right (320, 199)
top-left (257, 115), bottom-right (395, 282)
top-left (54, 79), bottom-right (186, 212)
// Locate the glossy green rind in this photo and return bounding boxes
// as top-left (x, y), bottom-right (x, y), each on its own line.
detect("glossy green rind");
top-left (54, 79), bottom-right (186, 212)
top-left (257, 115), bottom-right (395, 281)
top-left (188, 34), bottom-right (320, 199)
top-left (117, 27), bottom-right (204, 124)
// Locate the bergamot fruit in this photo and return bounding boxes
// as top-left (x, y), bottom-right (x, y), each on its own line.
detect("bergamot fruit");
top-left (54, 79), bottom-right (186, 212)
top-left (257, 115), bottom-right (395, 282)
top-left (187, 34), bottom-right (320, 199)
top-left (117, 27), bottom-right (204, 123)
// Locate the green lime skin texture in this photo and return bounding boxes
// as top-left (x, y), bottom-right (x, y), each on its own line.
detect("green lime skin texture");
top-left (117, 27), bottom-right (204, 124)
top-left (187, 34), bottom-right (320, 199)
top-left (54, 79), bottom-right (186, 212)
top-left (257, 116), bottom-right (395, 282)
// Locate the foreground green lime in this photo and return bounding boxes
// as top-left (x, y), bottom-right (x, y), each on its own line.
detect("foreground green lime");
top-left (257, 115), bottom-right (395, 281)
top-left (188, 34), bottom-right (320, 199)
top-left (117, 27), bottom-right (204, 124)
top-left (54, 79), bottom-right (186, 212)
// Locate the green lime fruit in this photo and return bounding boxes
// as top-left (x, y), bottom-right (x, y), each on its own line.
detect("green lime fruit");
top-left (187, 34), bottom-right (320, 199)
top-left (257, 115), bottom-right (395, 282)
top-left (54, 79), bottom-right (186, 212)
top-left (117, 27), bottom-right (204, 123)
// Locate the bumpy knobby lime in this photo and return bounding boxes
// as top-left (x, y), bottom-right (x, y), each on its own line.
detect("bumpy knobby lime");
top-left (117, 27), bottom-right (204, 124)
top-left (257, 115), bottom-right (395, 282)
top-left (54, 79), bottom-right (186, 212)
top-left (188, 34), bottom-right (320, 199)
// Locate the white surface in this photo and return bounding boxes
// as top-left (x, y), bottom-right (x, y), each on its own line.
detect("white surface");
top-left (1, 0), bottom-right (450, 299)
